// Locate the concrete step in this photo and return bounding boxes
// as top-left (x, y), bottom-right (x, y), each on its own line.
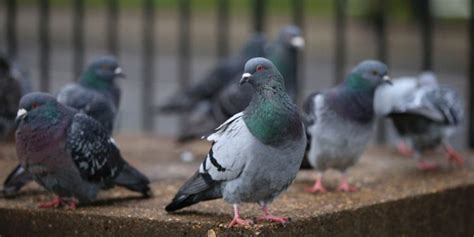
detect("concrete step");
top-left (0, 135), bottom-right (473, 236)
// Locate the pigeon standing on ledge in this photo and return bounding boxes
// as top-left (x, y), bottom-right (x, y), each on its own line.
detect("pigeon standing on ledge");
top-left (375, 72), bottom-right (464, 170)
top-left (303, 60), bottom-right (390, 193)
top-left (2, 56), bottom-right (125, 197)
top-left (165, 58), bottom-right (306, 227)
top-left (14, 92), bottom-right (150, 208)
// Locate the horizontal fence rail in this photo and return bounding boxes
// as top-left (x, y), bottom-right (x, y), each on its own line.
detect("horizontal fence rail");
top-left (2, 0), bottom-right (473, 148)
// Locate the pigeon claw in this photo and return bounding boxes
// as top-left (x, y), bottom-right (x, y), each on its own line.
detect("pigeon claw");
top-left (337, 179), bottom-right (357, 192)
top-left (416, 161), bottom-right (439, 171)
top-left (228, 217), bottom-right (253, 227)
top-left (445, 145), bottom-right (464, 166)
top-left (396, 142), bottom-right (414, 158)
top-left (38, 197), bottom-right (77, 209)
top-left (305, 176), bottom-right (327, 193)
top-left (257, 214), bottom-right (289, 224)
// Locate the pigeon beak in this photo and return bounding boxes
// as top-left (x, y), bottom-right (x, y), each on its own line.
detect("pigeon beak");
top-left (382, 75), bottom-right (392, 85)
top-left (240, 73), bottom-right (252, 85)
top-left (114, 67), bottom-right (126, 78)
top-left (15, 108), bottom-right (27, 127)
top-left (290, 36), bottom-right (305, 49)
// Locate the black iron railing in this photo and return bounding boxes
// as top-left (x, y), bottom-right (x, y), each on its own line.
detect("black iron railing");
top-left (3, 0), bottom-right (474, 148)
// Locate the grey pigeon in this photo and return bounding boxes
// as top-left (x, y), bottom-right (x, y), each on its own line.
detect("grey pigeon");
top-left (212, 25), bottom-right (305, 124)
top-left (2, 56), bottom-right (125, 198)
top-left (159, 33), bottom-right (267, 113)
top-left (303, 60), bottom-right (390, 192)
top-left (14, 92), bottom-right (150, 208)
top-left (57, 56), bottom-right (124, 135)
top-left (0, 54), bottom-right (24, 141)
top-left (374, 72), bottom-right (464, 170)
top-left (165, 58), bottom-right (306, 227)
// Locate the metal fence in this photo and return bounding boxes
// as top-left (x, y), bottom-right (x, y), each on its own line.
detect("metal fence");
top-left (3, 0), bottom-right (474, 148)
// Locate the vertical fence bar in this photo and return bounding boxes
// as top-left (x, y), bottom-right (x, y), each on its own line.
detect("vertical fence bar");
top-left (292, 0), bottom-right (305, 105)
top-left (141, 0), bottom-right (156, 131)
top-left (420, 0), bottom-right (433, 70)
top-left (6, 0), bottom-right (17, 58)
top-left (253, 0), bottom-right (265, 33)
top-left (216, 0), bottom-right (229, 60)
top-left (73, 0), bottom-right (84, 80)
top-left (39, 0), bottom-right (50, 92)
top-left (106, 0), bottom-right (119, 56)
top-left (469, 0), bottom-right (474, 148)
top-left (374, 0), bottom-right (388, 144)
top-left (178, 0), bottom-right (191, 131)
top-left (334, 0), bottom-right (347, 84)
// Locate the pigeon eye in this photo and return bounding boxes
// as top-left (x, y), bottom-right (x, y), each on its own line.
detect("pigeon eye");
top-left (101, 64), bottom-right (110, 70)
top-left (256, 65), bottom-right (264, 72)
top-left (372, 70), bottom-right (379, 76)
top-left (31, 103), bottom-right (38, 109)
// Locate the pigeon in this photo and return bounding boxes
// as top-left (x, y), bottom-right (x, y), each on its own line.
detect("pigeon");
top-left (165, 58), bottom-right (306, 227)
top-left (0, 54), bottom-right (24, 141)
top-left (159, 33), bottom-right (267, 113)
top-left (2, 56), bottom-right (125, 198)
top-left (303, 60), bottom-right (390, 193)
top-left (212, 25), bottom-right (305, 124)
top-left (57, 55), bottom-right (124, 135)
top-left (13, 92), bottom-right (150, 208)
top-left (374, 72), bottom-right (464, 170)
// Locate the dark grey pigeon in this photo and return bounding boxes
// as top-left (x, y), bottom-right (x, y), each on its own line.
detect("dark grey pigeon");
top-left (2, 56), bottom-right (125, 198)
top-left (165, 58), bottom-right (306, 227)
top-left (303, 60), bottom-right (390, 193)
top-left (375, 72), bottom-right (464, 170)
top-left (57, 56), bottom-right (124, 135)
top-left (159, 33), bottom-right (267, 113)
top-left (13, 92), bottom-right (150, 208)
top-left (212, 25), bottom-right (305, 124)
top-left (0, 54), bottom-right (24, 141)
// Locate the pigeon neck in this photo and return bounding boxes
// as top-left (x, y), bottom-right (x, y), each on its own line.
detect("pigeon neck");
top-left (244, 81), bottom-right (302, 145)
top-left (80, 70), bottom-right (114, 92)
top-left (268, 44), bottom-right (297, 97)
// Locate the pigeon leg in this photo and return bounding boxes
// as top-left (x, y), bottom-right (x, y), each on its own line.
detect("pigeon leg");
top-left (257, 203), bottom-right (289, 223)
top-left (416, 160), bottom-right (439, 171)
top-left (306, 173), bottom-right (327, 193)
top-left (396, 141), bottom-right (414, 158)
top-left (443, 144), bottom-right (464, 165)
top-left (228, 204), bottom-right (253, 227)
top-left (337, 174), bottom-right (357, 192)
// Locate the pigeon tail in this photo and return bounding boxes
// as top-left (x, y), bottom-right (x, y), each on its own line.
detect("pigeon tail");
top-left (165, 172), bottom-right (221, 212)
top-left (1, 164), bottom-right (33, 197)
top-left (114, 162), bottom-right (152, 197)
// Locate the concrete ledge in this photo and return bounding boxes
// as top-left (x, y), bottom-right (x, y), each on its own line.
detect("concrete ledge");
top-left (0, 135), bottom-right (473, 236)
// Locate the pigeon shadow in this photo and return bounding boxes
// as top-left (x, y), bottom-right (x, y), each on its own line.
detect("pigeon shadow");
top-left (80, 195), bottom-right (151, 208)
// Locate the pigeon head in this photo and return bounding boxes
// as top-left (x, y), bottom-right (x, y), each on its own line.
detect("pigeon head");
top-left (241, 57), bottom-right (285, 91)
top-left (277, 25), bottom-right (305, 49)
top-left (240, 33), bottom-right (267, 59)
top-left (345, 60), bottom-right (390, 92)
top-left (80, 56), bottom-right (125, 90)
top-left (16, 92), bottom-right (62, 126)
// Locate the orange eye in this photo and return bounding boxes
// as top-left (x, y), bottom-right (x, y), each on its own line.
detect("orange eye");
top-left (256, 65), bottom-right (264, 72)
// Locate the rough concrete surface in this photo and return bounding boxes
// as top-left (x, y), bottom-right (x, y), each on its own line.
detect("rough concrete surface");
top-left (0, 135), bottom-right (473, 236)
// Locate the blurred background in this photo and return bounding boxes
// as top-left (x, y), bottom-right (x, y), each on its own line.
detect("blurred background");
top-left (1, 0), bottom-right (472, 148)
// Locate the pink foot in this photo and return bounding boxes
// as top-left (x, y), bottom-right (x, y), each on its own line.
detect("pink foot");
top-left (257, 205), bottom-right (289, 224)
top-left (228, 216), bottom-right (253, 227)
top-left (305, 176), bottom-right (327, 193)
top-left (416, 161), bottom-right (439, 171)
top-left (228, 204), bottom-right (253, 227)
top-left (38, 197), bottom-right (77, 209)
top-left (337, 177), bottom-right (357, 192)
top-left (257, 214), bottom-right (289, 223)
top-left (397, 142), bottom-right (414, 157)
top-left (444, 145), bottom-right (464, 166)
